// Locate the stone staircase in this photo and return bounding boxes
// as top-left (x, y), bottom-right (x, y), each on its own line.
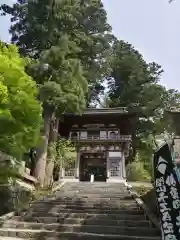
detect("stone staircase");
top-left (0, 182), bottom-right (161, 240)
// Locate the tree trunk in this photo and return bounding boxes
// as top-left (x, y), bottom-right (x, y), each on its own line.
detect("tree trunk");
top-left (29, 148), bottom-right (37, 176)
top-left (59, 156), bottom-right (63, 180)
top-left (44, 116), bottom-right (59, 187)
top-left (53, 163), bottom-right (60, 181)
top-left (131, 132), bottom-right (137, 162)
top-left (33, 107), bottom-right (52, 187)
top-left (130, 115), bottom-right (139, 163)
top-left (54, 143), bottom-right (63, 181)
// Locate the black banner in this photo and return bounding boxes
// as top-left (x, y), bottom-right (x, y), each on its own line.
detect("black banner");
top-left (154, 143), bottom-right (180, 240)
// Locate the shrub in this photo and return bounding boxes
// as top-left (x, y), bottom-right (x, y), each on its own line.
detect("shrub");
top-left (134, 185), bottom-right (152, 196)
top-left (126, 161), bottom-right (151, 181)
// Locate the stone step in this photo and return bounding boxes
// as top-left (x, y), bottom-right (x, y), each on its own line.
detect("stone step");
top-left (60, 183), bottom-right (126, 188)
top-left (0, 238), bottom-right (27, 240)
top-left (31, 202), bottom-right (138, 209)
top-left (0, 228), bottom-right (161, 239)
top-left (54, 195), bottom-right (130, 199)
top-left (52, 195), bottom-right (131, 200)
top-left (61, 187), bottom-right (127, 190)
top-left (55, 191), bottom-right (129, 195)
top-left (34, 196), bottom-right (136, 206)
top-left (55, 188), bottom-right (128, 192)
top-left (59, 191), bottom-right (129, 194)
top-left (58, 192), bottom-right (129, 195)
top-left (0, 182), bottom-right (159, 240)
top-left (35, 198), bottom-right (134, 205)
top-left (4, 218), bottom-right (152, 228)
top-left (15, 213), bottom-right (147, 222)
top-left (60, 186), bottom-right (127, 189)
top-left (34, 197), bottom-right (135, 202)
top-left (59, 183), bottom-right (126, 187)
top-left (62, 184), bottom-right (126, 186)
top-left (0, 236), bottom-right (161, 240)
top-left (1, 222), bottom-right (160, 236)
top-left (24, 208), bottom-right (144, 217)
top-left (59, 190), bottom-right (129, 194)
top-left (27, 204), bottom-right (140, 212)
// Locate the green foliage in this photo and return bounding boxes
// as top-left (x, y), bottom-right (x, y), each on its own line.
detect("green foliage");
top-left (107, 41), bottom-right (165, 144)
top-left (126, 161), bottom-right (151, 181)
top-left (0, 42), bottom-right (42, 158)
top-left (30, 35), bottom-right (88, 115)
top-left (107, 40), bottom-right (180, 161)
top-left (126, 136), bottom-right (154, 181)
top-left (56, 139), bottom-right (76, 167)
top-left (0, 81), bottom-right (8, 104)
top-left (137, 147), bottom-right (153, 174)
top-left (107, 39), bottom-right (180, 117)
top-left (0, 0), bottom-right (113, 105)
top-left (1, 0), bottom-right (179, 182)
top-left (133, 186), bottom-right (152, 196)
top-left (0, 165), bottom-right (17, 185)
top-left (108, 40), bottom-right (163, 110)
top-left (26, 29), bottom-right (88, 184)
top-left (0, 0), bottom-right (113, 182)
top-left (47, 142), bottom-right (56, 159)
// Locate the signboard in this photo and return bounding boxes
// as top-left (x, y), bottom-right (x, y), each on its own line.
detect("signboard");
top-left (171, 138), bottom-right (180, 183)
top-left (154, 143), bottom-right (180, 240)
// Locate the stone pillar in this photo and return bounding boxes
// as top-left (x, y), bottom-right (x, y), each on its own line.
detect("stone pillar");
top-left (58, 160), bottom-right (63, 179)
top-left (106, 151), bottom-right (110, 178)
top-left (106, 126), bottom-right (108, 139)
top-left (61, 168), bottom-right (65, 178)
top-left (76, 150), bottom-right (80, 179)
top-left (122, 151), bottom-right (126, 179)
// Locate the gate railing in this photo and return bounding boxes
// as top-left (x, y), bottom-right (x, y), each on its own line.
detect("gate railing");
top-left (64, 168), bottom-right (76, 177)
top-left (70, 135), bottom-right (131, 141)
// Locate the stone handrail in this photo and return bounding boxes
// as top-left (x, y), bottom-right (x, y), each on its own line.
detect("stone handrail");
top-left (0, 151), bottom-right (37, 186)
top-left (20, 172), bottom-right (37, 185)
top-left (125, 182), bottom-right (160, 230)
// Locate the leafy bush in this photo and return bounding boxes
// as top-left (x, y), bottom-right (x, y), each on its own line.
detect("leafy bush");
top-left (0, 42), bottom-right (42, 159)
top-left (55, 139), bottom-right (76, 169)
top-left (126, 161), bottom-right (151, 181)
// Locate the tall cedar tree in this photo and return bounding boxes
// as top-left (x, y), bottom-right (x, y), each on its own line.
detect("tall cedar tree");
top-left (0, 0), bottom-right (111, 184)
top-left (107, 40), bottom-right (180, 160)
top-left (0, 0), bottom-right (113, 104)
top-left (28, 36), bottom-right (88, 186)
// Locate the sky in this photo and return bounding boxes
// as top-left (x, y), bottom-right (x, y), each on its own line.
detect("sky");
top-left (0, 0), bottom-right (180, 90)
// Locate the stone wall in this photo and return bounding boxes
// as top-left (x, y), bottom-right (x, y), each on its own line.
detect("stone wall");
top-left (0, 152), bottom-right (37, 216)
top-left (0, 182), bottom-right (33, 216)
top-left (0, 172), bottom-right (36, 216)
